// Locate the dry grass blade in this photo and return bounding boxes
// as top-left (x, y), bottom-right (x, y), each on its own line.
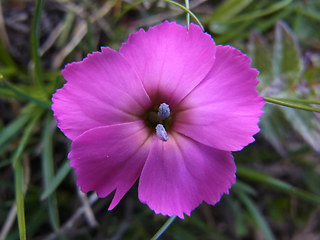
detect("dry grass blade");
top-left (0, 0), bottom-right (10, 49)
top-left (42, 193), bottom-right (98, 240)
top-left (0, 205), bottom-right (17, 240)
top-left (53, 0), bottom-right (117, 69)
top-left (77, 189), bottom-right (98, 228)
top-left (132, 0), bottom-right (206, 29)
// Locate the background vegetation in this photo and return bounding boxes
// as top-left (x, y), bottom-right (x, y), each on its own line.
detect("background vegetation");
top-left (0, 0), bottom-right (320, 239)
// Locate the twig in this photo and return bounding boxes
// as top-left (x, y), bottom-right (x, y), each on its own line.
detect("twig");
top-left (53, 0), bottom-right (117, 68)
top-left (43, 193), bottom-right (98, 240)
top-left (131, 0), bottom-right (206, 29)
top-left (0, 205), bottom-right (17, 240)
top-left (40, 21), bottom-right (66, 56)
top-left (0, 0), bottom-right (10, 49)
top-left (110, 198), bottom-right (134, 240)
top-left (77, 189), bottom-right (98, 228)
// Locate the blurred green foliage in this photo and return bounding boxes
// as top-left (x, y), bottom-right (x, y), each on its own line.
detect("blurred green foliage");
top-left (0, 0), bottom-right (320, 239)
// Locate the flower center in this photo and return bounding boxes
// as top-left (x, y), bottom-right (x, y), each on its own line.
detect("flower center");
top-left (145, 103), bottom-right (171, 142)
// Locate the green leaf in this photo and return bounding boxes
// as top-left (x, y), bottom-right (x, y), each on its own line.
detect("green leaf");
top-left (248, 31), bottom-right (273, 87)
top-left (208, 0), bottom-right (252, 34)
top-left (209, 0), bottom-right (253, 22)
top-left (259, 105), bottom-right (292, 155)
top-left (226, 0), bottom-right (292, 23)
top-left (213, 21), bottom-right (251, 44)
top-left (282, 107), bottom-right (320, 152)
top-left (273, 21), bottom-right (303, 84)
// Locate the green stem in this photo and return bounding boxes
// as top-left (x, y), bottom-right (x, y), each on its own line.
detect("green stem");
top-left (31, 0), bottom-right (44, 88)
top-left (185, 0), bottom-right (190, 29)
top-left (165, 0), bottom-right (204, 31)
top-left (269, 97), bottom-right (320, 105)
top-left (264, 96), bottom-right (320, 113)
top-left (150, 216), bottom-right (176, 240)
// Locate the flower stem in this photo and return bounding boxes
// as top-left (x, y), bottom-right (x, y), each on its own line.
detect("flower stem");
top-left (264, 97), bottom-right (320, 113)
top-left (185, 0), bottom-right (190, 29)
top-left (165, 0), bottom-right (204, 31)
top-left (150, 216), bottom-right (176, 240)
top-left (267, 97), bottom-right (320, 105)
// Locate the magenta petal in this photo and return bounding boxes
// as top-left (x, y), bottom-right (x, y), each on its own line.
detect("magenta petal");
top-left (138, 134), bottom-right (236, 218)
top-left (69, 121), bottom-right (152, 210)
top-left (174, 45), bottom-right (265, 151)
top-left (119, 21), bottom-right (216, 106)
top-left (52, 47), bottom-right (151, 140)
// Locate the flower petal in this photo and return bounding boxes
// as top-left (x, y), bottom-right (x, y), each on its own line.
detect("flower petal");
top-left (138, 133), bottom-right (236, 218)
top-left (119, 21), bottom-right (216, 107)
top-left (52, 47), bottom-right (151, 140)
top-left (174, 45), bottom-right (265, 151)
top-left (69, 121), bottom-right (152, 210)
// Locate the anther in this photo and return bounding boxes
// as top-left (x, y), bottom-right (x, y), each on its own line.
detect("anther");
top-left (155, 124), bottom-right (168, 142)
top-left (157, 103), bottom-right (170, 119)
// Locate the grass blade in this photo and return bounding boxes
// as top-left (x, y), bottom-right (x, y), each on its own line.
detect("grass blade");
top-left (14, 161), bottom-right (26, 240)
top-left (41, 159), bottom-right (71, 200)
top-left (237, 166), bottom-right (320, 204)
top-left (0, 83), bottom-right (51, 109)
top-left (41, 114), bottom-right (60, 231)
top-left (235, 188), bottom-right (275, 240)
top-left (227, 0), bottom-right (292, 23)
top-left (0, 113), bottom-right (30, 149)
top-left (12, 110), bottom-right (42, 240)
top-left (31, 0), bottom-right (44, 88)
top-left (209, 0), bottom-right (252, 22)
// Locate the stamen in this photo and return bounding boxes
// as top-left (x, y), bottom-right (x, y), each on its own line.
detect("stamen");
top-left (157, 103), bottom-right (170, 119)
top-left (155, 124), bottom-right (168, 142)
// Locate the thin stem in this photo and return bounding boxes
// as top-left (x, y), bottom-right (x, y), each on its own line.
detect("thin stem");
top-left (264, 96), bottom-right (320, 113)
top-left (150, 216), bottom-right (176, 240)
top-left (269, 97), bottom-right (320, 105)
top-left (185, 0), bottom-right (190, 29)
top-left (31, 0), bottom-right (44, 88)
top-left (165, 0), bottom-right (204, 31)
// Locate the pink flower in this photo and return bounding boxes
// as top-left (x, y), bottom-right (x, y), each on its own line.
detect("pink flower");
top-left (52, 21), bottom-right (264, 218)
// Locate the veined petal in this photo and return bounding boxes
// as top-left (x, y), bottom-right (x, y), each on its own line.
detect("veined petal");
top-left (174, 45), bottom-right (265, 151)
top-left (69, 121), bottom-right (152, 210)
top-left (138, 133), bottom-right (236, 218)
top-left (52, 47), bottom-right (151, 140)
top-left (120, 21), bottom-right (216, 107)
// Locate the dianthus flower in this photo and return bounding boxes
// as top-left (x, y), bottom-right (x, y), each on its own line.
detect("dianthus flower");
top-left (52, 21), bottom-right (264, 218)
